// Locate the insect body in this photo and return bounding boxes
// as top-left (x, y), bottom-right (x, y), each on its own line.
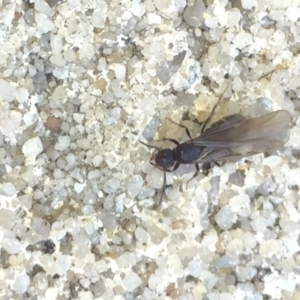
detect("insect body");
top-left (141, 93), bottom-right (291, 206)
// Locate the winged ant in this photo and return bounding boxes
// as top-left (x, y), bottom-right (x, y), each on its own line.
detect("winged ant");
top-left (140, 84), bottom-right (291, 206)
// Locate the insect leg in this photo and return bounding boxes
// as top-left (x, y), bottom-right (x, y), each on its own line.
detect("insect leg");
top-left (201, 83), bottom-right (231, 133)
top-left (157, 170), bottom-right (166, 207)
top-left (156, 137), bottom-right (180, 146)
top-left (186, 163), bottom-right (200, 188)
top-left (157, 162), bottom-right (180, 207)
top-left (166, 118), bottom-right (193, 140)
top-left (139, 140), bottom-right (160, 151)
top-left (172, 162), bottom-right (180, 171)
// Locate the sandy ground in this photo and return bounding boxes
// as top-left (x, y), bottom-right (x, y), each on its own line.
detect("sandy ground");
top-left (1, 0), bottom-right (300, 299)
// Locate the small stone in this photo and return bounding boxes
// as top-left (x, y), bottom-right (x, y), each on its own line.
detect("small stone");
top-left (73, 113), bottom-right (84, 124)
top-left (103, 178), bottom-right (121, 194)
top-left (0, 209), bottom-right (17, 230)
top-left (215, 206), bottom-right (237, 230)
top-left (45, 116), bottom-right (62, 132)
top-left (251, 215), bottom-right (267, 232)
top-left (0, 110), bottom-right (22, 136)
top-left (241, 0), bottom-right (257, 10)
top-left (87, 170), bottom-right (101, 180)
top-left (104, 107), bottom-right (121, 126)
top-left (55, 136), bottom-right (70, 151)
top-left (2, 182), bottom-right (16, 196)
top-left (157, 51), bottom-right (186, 84)
top-left (286, 7), bottom-right (300, 23)
top-left (127, 175), bottom-right (143, 198)
top-left (92, 4), bottom-right (107, 29)
top-left (2, 237), bottom-right (23, 254)
top-left (259, 239), bottom-right (283, 258)
top-left (227, 9), bottom-right (241, 27)
top-left (22, 137), bottom-right (43, 158)
top-left (135, 227), bottom-right (150, 244)
top-left (74, 182), bottom-right (86, 193)
top-left (32, 218), bottom-right (51, 237)
top-left (44, 287), bottom-right (58, 300)
top-left (23, 112), bottom-right (38, 127)
top-left (232, 77), bottom-right (245, 92)
top-left (35, 12), bottom-right (55, 33)
top-left (77, 138), bottom-right (90, 150)
top-left (56, 255), bottom-right (72, 275)
top-left (12, 272), bottom-right (30, 294)
top-left (66, 153), bottom-right (77, 168)
top-left (35, 0), bottom-right (54, 16)
top-left (205, 16), bottom-right (218, 29)
top-left (131, 0), bottom-right (146, 17)
top-left (116, 252), bottom-right (138, 268)
top-left (92, 155), bottom-right (103, 167)
top-left (0, 79), bottom-right (16, 102)
top-left (123, 270), bottom-right (142, 292)
top-left (183, 2), bottom-right (205, 27)
top-left (188, 259), bottom-right (206, 278)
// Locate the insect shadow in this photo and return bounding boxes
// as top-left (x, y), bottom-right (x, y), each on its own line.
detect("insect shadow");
top-left (141, 86), bottom-right (291, 207)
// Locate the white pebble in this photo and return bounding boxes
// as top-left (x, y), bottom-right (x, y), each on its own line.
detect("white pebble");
top-left (259, 239), bottom-right (283, 258)
top-left (116, 252), bottom-right (138, 268)
top-left (0, 79), bottom-right (16, 102)
top-left (92, 155), bottom-right (103, 167)
top-left (131, 0), bottom-right (146, 17)
top-left (122, 270), bottom-right (142, 292)
top-left (2, 182), bottom-right (16, 196)
top-left (0, 110), bottom-right (22, 136)
top-left (78, 291), bottom-right (93, 300)
top-left (74, 182), bottom-right (86, 193)
top-left (127, 175), bottom-right (143, 198)
top-left (188, 259), bottom-right (206, 278)
top-left (104, 107), bottom-right (121, 126)
top-left (22, 137), bottom-right (43, 158)
top-left (12, 271), bottom-right (30, 294)
top-left (241, 0), bottom-right (257, 10)
top-left (251, 215), bottom-right (267, 232)
top-left (281, 236), bottom-right (300, 255)
top-left (66, 153), bottom-right (77, 167)
top-left (55, 136), bottom-right (70, 151)
top-left (87, 170), bottom-right (101, 180)
top-left (53, 169), bottom-right (65, 179)
top-left (34, 0), bottom-right (54, 16)
top-left (232, 77), bottom-right (245, 92)
top-left (56, 255), bottom-right (72, 275)
top-left (286, 7), bottom-right (300, 23)
top-left (23, 112), bottom-right (38, 127)
top-left (263, 155), bottom-right (283, 167)
top-left (135, 227), bottom-right (150, 243)
top-left (0, 209), bottom-right (16, 229)
top-left (103, 178), bottom-right (121, 194)
top-left (205, 16), bottom-right (218, 29)
top-left (92, 5), bottom-right (107, 28)
top-left (35, 12), bottom-right (55, 33)
top-left (227, 9), bottom-right (241, 27)
top-left (77, 138), bottom-right (90, 150)
top-left (73, 113), bottom-right (85, 124)
top-left (44, 287), bottom-right (58, 300)
top-left (215, 206), bottom-right (237, 230)
top-left (2, 237), bottom-right (23, 254)
top-left (32, 218), bottom-right (51, 237)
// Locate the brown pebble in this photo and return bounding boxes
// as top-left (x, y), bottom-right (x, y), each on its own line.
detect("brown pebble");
top-left (45, 116), bottom-right (62, 132)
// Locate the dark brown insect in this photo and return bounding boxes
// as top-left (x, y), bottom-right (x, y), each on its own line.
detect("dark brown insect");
top-left (141, 88), bottom-right (291, 206)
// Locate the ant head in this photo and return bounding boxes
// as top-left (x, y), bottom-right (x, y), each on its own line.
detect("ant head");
top-left (140, 141), bottom-right (175, 170)
top-left (151, 148), bottom-right (175, 169)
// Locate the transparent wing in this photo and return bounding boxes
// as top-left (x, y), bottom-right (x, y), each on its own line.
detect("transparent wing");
top-left (191, 110), bottom-right (291, 163)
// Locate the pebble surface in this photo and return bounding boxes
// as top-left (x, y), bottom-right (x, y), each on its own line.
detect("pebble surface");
top-left (0, 0), bottom-right (299, 299)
